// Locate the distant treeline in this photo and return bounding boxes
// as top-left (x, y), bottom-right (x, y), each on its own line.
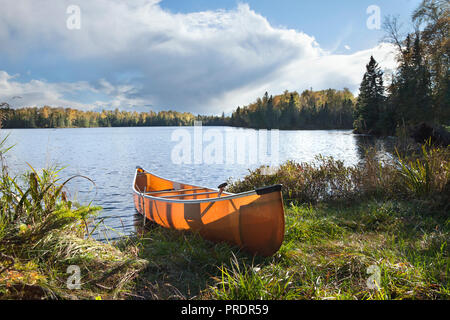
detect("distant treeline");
top-left (0, 106), bottom-right (228, 128)
top-left (230, 89), bottom-right (355, 130)
top-left (0, 88), bottom-right (356, 130)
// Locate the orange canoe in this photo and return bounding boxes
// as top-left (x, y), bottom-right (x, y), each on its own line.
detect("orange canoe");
top-left (133, 166), bottom-right (285, 256)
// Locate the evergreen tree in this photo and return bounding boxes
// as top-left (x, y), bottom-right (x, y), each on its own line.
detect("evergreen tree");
top-left (388, 32), bottom-right (434, 129)
top-left (353, 56), bottom-right (385, 134)
top-left (287, 93), bottom-right (297, 129)
top-left (265, 95), bottom-right (274, 128)
top-left (413, 0), bottom-right (450, 124)
top-left (412, 33), bottom-right (433, 122)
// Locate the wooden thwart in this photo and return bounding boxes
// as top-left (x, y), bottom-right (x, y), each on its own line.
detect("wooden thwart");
top-left (146, 188), bottom-right (206, 195)
top-left (160, 191), bottom-right (220, 199)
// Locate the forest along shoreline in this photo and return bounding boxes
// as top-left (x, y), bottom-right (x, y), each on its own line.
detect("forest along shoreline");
top-left (1, 88), bottom-right (354, 130)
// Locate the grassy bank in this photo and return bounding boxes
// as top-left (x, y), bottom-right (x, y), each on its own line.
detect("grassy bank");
top-left (128, 199), bottom-right (448, 300)
top-left (0, 141), bottom-right (147, 299)
top-left (130, 145), bottom-right (449, 300)
top-left (1, 139), bottom-right (448, 300)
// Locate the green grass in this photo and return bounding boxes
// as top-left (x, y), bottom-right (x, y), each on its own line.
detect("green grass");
top-left (128, 200), bottom-right (448, 300)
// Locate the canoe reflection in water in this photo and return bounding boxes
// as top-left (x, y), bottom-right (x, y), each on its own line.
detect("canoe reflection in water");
top-left (132, 167), bottom-right (285, 256)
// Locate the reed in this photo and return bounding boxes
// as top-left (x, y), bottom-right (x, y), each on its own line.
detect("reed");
top-left (227, 144), bottom-right (449, 207)
top-left (396, 142), bottom-right (450, 198)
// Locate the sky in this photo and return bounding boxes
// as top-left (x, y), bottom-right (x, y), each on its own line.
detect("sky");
top-left (0, 0), bottom-right (422, 114)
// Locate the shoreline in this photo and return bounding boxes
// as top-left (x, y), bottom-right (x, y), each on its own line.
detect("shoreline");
top-left (1, 144), bottom-right (448, 300)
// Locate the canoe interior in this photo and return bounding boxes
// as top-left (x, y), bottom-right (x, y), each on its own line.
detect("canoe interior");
top-left (133, 168), bottom-right (285, 257)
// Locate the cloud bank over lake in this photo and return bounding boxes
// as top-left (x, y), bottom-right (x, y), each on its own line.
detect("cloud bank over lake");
top-left (0, 0), bottom-right (397, 114)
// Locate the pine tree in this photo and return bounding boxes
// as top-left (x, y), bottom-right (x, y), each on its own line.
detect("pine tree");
top-left (389, 33), bottom-right (434, 128)
top-left (265, 95), bottom-right (274, 128)
top-left (287, 93), bottom-right (297, 129)
top-left (354, 56), bottom-right (385, 134)
top-left (412, 33), bottom-right (433, 122)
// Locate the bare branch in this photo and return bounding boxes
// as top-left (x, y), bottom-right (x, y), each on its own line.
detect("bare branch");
top-left (382, 15), bottom-right (406, 55)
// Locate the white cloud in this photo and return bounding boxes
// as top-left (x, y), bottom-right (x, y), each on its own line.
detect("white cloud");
top-left (0, 71), bottom-right (146, 110)
top-left (0, 1), bottom-right (398, 114)
top-left (0, 71), bottom-right (91, 109)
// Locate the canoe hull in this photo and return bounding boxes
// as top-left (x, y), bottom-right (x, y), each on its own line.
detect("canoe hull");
top-left (133, 169), bottom-right (285, 256)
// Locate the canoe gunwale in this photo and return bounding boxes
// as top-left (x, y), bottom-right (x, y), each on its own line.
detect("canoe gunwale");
top-left (133, 167), bottom-right (260, 204)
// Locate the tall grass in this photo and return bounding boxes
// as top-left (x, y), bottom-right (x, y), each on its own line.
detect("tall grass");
top-left (396, 142), bottom-right (450, 198)
top-left (227, 145), bottom-right (449, 207)
top-left (211, 254), bottom-right (297, 300)
top-left (0, 136), bottom-right (147, 299)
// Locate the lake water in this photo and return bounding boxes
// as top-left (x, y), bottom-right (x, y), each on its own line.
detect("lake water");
top-left (1, 126), bottom-right (394, 239)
